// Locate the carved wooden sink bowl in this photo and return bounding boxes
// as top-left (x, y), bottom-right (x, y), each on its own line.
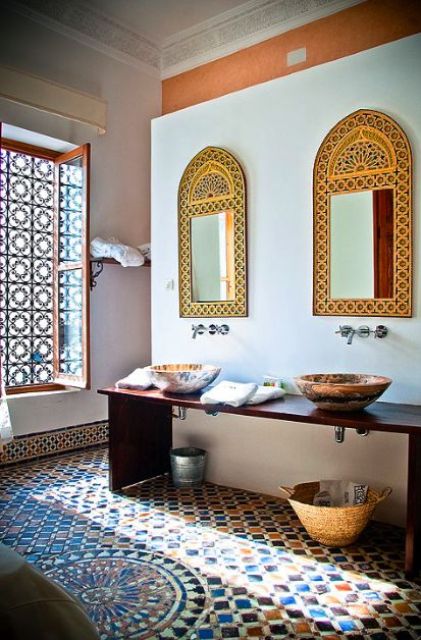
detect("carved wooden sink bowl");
top-left (294, 373), bottom-right (392, 412)
top-left (146, 363), bottom-right (221, 394)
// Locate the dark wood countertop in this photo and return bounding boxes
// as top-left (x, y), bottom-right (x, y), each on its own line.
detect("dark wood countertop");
top-left (98, 387), bottom-right (421, 435)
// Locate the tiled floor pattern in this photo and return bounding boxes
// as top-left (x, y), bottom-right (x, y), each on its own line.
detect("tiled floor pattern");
top-left (37, 547), bottom-right (209, 638)
top-left (0, 447), bottom-right (420, 639)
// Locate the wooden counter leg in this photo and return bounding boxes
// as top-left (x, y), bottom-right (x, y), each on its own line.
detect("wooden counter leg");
top-left (108, 396), bottom-right (173, 491)
top-left (405, 433), bottom-right (421, 578)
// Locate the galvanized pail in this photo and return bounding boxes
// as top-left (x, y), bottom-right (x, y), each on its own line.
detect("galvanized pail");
top-left (170, 447), bottom-right (207, 487)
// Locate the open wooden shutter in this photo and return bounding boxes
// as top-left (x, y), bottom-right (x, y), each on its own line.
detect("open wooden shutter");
top-left (0, 122), bottom-right (3, 390)
top-left (53, 144), bottom-right (90, 388)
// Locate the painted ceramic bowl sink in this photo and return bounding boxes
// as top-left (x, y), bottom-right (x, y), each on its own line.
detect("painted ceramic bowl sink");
top-left (146, 364), bottom-right (221, 394)
top-left (294, 373), bottom-right (392, 412)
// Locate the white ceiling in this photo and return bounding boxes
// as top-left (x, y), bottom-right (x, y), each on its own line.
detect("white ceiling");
top-left (87, 0), bottom-right (251, 45)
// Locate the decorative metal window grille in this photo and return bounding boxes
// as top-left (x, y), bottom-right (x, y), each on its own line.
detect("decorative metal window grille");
top-left (57, 161), bottom-right (84, 378)
top-left (0, 149), bottom-right (54, 387)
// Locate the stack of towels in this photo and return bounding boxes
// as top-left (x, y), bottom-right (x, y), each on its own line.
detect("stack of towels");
top-left (116, 368), bottom-right (152, 390)
top-left (200, 380), bottom-right (285, 407)
top-left (115, 370), bottom-right (285, 407)
top-left (90, 238), bottom-right (151, 267)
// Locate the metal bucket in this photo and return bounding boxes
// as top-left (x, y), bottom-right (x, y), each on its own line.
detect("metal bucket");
top-left (170, 447), bottom-right (207, 487)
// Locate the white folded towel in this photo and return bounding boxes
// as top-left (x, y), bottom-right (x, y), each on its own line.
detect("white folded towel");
top-left (246, 385), bottom-right (286, 405)
top-left (91, 236), bottom-right (145, 267)
top-left (200, 381), bottom-right (258, 407)
top-left (116, 368), bottom-right (152, 390)
top-left (138, 242), bottom-right (151, 262)
top-left (313, 480), bottom-right (368, 507)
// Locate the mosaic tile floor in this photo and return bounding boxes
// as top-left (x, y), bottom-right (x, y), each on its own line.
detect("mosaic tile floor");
top-left (1, 446), bottom-right (421, 639)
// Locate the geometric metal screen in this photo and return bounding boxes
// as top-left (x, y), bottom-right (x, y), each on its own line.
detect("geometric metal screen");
top-left (0, 148), bottom-right (54, 387)
top-left (56, 157), bottom-right (84, 379)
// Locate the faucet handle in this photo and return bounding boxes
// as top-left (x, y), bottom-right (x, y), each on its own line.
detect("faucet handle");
top-left (356, 325), bottom-right (370, 338)
top-left (374, 325), bottom-right (388, 339)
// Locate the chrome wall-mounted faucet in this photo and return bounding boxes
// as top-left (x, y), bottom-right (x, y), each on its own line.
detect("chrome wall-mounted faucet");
top-left (192, 323), bottom-right (230, 339)
top-left (335, 324), bottom-right (388, 345)
top-left (192, 324), bottom-right (207, 339)
top-left (336, 325), bottom-right (355, 344)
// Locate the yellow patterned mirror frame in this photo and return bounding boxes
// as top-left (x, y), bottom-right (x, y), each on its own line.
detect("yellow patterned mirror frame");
top-left (313, 109), bottom-right (412, 317)
top-left (178, 146), bottom-right (247, 317)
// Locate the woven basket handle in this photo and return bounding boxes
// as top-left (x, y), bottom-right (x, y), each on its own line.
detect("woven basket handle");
top-left (378, 487), bottom-right (392, 502)
top-left (279, 485), bottom-right (294, 498)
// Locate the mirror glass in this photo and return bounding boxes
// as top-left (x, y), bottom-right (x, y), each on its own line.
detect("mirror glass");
top-left (191, 211), bottom-right (234, 302)
top-left (330, 189), bottom-right (393, 299)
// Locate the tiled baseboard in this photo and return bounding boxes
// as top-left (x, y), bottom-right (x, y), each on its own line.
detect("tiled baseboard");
top-left (0, 421), bottom-right (109, 466)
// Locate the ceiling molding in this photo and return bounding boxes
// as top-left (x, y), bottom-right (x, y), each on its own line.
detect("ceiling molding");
top-left (7, 0), bottom-right (161, 77)
top-left (6, 0), bottom-right (365, 80)
top-left (161, 0), bottom-right (365, 78)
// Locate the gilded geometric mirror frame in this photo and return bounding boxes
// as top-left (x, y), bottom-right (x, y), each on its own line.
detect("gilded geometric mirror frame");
top-left (313, 109), bottom-right (412, 317)
top-left (178, 146), bottom-right (247, 317)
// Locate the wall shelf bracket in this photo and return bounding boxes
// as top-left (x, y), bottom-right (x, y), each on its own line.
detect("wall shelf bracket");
top-left (90, 259), bottom-right (104, 289)
top-left (89, 257), bottom-right (151, 290)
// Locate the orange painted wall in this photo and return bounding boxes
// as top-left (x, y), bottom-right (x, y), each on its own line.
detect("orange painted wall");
top-left (162, 0), bottom-right (421, 114)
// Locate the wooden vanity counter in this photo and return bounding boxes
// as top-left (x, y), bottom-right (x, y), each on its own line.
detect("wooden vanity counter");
top-left (98, 386), bottom-right (421, 578)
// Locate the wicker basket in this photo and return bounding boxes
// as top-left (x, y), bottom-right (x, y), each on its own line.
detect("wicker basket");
top-left (280, 482), bottom-right (392, 547)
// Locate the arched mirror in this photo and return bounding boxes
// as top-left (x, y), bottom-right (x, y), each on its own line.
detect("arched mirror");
top-left (313, 109), bottom-right (412, 316)
top-left (178, 147), bottom-right (247, 317)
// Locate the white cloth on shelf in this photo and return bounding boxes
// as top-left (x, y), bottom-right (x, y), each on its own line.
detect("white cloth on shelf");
top-left (90, 236), bottom-right (145, 267)
top-left (200, 381), bottom-right (258, 407)
top-left (246, 385), bottom-right (286, 405)
top-left (116, 368), bottom-right (152, 390)
top-left (313, 480), bottom-right (368, 507)
top-left (90, 236), bottom-right (109, 258)
top-left (138, 242), bottom-right (151, 262)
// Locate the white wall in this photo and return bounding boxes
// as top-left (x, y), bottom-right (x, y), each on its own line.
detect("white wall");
top-left (151, 35), bottom-right (421, 525)
top-left (0, 8), bottom-right (161, 434)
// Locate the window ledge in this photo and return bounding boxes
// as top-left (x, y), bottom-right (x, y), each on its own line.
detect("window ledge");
top-left (6, 387), bottom-right (81, 400)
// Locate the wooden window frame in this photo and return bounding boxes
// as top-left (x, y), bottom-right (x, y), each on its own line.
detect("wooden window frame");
top-left (2, 138), bottom-right (61, 161)
top-left (1, 138), bottom-right (91, 395)
top-left (53, 144), bottom-right (91, 389)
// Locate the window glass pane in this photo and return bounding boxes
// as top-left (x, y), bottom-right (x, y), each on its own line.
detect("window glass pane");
top-left (59, 157), bottom-right (83, 263)
top-left (0, 148), bottom-right (54, 387)
top-left (58, 269), bottom-right (83, 377)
